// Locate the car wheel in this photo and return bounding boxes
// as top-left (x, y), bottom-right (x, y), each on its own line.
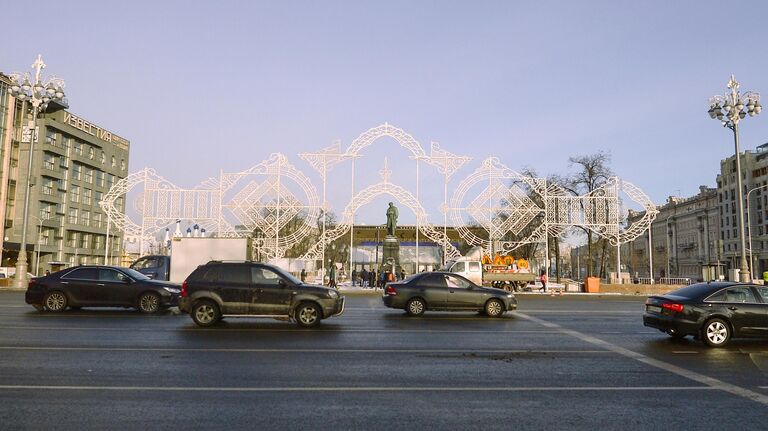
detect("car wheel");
top-left (43, 291), bottom-right (68, 312)
top-left (191, 300), bottom-right (221, 327)
top-left (138, 292), bottom-right (160, 314)
top-left (702, 318), bottom-right (731, 347)
top-left (484, 299), bottom-right (505, 318)
top-left (295, 302), bottom-right (322, 328)
top-left (406, 298), bottom-right (426, 316)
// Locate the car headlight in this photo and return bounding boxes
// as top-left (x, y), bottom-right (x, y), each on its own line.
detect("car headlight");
top-left (164, 287), bottom-right (181, 294)
top-left (506, 294), bottom-right (513, 298)
top-left (327, 289), bottom-right (339, 298)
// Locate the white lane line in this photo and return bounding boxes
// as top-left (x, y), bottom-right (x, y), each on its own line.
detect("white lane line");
top-left (0, 385), bottom-right (716, 392)
top-left (516, 312), bottom-right (768, 407)
top-left (0, 346), bottom-right (611, 354)
top-left (0, 326), bottom-right (562, 334)
top-left (672, 351), bottom-right (700, 354)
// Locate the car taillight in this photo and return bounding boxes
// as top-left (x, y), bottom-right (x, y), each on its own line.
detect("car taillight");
top-left (662, 303), bottom-right (684, 313)
top-left (27, 279), bottom-right (38, 289)
top-left (385, 285), bottom-right (397, 296)
top-left (181, 281), bottom-right (188, 298)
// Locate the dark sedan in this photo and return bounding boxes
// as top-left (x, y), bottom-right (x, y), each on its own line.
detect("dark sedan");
top-left (644, 282), bottom-right (768, 347)
top-left (382, 271), bottom-right (517, 317)
top-left (25, 265), bottom-right (181, 313)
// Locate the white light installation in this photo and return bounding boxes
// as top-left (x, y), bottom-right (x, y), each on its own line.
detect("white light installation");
top-left (101, 124), bottom-right (658, 262)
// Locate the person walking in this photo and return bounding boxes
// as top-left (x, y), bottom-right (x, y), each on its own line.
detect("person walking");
top-left (300, 268), bottom-right (306, 283)
top-left (329, 263), bottom-right (337, 289)
top-left (539, 269), bottom-right (548, 293)
top-left (370, 269), bottom-right (377, 290)
top-left (361, 267), bottom-right (369, 288)
top-left (351, 268), bottom-right (357, 287)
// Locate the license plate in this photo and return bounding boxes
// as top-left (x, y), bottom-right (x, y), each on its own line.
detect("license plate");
top-left (646, 305), bottom-right (662, 313)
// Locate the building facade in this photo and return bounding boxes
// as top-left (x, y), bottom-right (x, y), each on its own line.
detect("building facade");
top-left (717, 143), bottom-right (768, 279)
top-left (0, 78), bottom-right (129, 273)
top-left (623, 186), bottom-right (721, 282)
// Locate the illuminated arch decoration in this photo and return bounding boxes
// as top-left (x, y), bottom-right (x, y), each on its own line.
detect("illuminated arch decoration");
top-left (299, 159), bottom-right (460, 261)
top-left (101, 123), bottom-right (658, 265)
top-left (449, 157), bottom-right (658, 253)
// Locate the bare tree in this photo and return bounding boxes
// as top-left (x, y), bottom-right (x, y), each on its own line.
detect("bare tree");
top-left (560, 152), bottom-right (613, 278)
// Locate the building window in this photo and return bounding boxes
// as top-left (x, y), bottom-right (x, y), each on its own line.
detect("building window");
top-left (68, 208), bottom-right (78, 224)
top-left (72, 163), bottom-right (82, 180)
top-left (81, 211), bottom-right (90, 227)
top-left (93, 213), bottom-right (102, 228)
top-left (83, 189), bottom-right (92, 205)
top-left (84, 168), bottom-right (93, 184)
top-left (74, 141), bottom-right (83, 156)
top-left (107, 174), bottom-right (115, 189)
top-left (43, 153), bottom-right (56, 171)
top-left (80, 233), bottom-right (90, 249)
top-left (95, 171), bottom-right (104, 187)
top-left (94, 190), bottom-right (103, 205)
top-left (59, 154), bottom-right (68, 169)
top-left (94, 235), bottom-right (103, 250)
top-left (45, 130), bottom-right (57, 146)
top-left (67, 232), bottom-right (77, 248)
top-left (40, 203), bottom-right (53, 220)
top-left (70, 185), bottom-right (80, 203)
top-left (42, 177), bottom-right (55, 196)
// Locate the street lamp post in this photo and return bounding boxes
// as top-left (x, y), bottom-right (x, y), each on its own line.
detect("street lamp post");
top-left (8, 55), bottom-right (67, 288)
top-left (746, 184), bottom-right (768, 280)
top-left (29, 215), bottom-right (46, 276)
top-left (709, 76), bottom-right (761, 283)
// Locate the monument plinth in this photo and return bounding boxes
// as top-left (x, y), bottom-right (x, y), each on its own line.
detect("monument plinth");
top-left (382, 234), bottom-right (400, 269)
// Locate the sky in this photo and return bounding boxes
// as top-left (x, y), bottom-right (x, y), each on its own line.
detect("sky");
top-left (3, 0), bottom-right (768, 231)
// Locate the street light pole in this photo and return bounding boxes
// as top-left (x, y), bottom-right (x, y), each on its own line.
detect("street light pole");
top-left (745, 184), bottom-right (768, 280)
top-left (709, 75), bottom-right (761, 283)
top-left (8, 55), bottom-right (67, 288)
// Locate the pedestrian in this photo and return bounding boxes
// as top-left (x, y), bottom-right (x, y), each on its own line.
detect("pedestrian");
top-left (300, 268), bottom-right (306, 283)
top-left (380, 269), bottom-right (387, 287)
top-left (539, 269), bottom-right (548, 293)
top-left (352, 268), bottom-right (357, 287)
top-left (361, 267), bottom-right (368, 288)
top-left (370, 269), bottom-right (377, 290)
top-left (329, 263), bottom-right (337, 289)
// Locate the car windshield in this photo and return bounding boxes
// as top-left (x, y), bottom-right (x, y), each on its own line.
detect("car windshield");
top-left (270, 266), bottom-right (303, 285)
top-left (121, 268), bottom-right (150, 281)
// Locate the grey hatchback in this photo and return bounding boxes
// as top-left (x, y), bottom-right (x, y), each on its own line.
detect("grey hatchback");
top-left (382, 271), bottom-right (517, 317)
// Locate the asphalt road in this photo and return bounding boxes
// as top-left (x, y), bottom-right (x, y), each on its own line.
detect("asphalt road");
top-left (0, 291), bottom-right (766, 430)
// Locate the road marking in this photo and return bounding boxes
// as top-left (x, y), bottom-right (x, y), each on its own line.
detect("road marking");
top-left (516, 312), bottom-right (768, 407)
top-left (0, 325), bottom-right (562, 334)
top-left (672, 351), bottom-right (700, 354)
top-left (0, 385), bottom-right (715, 392)
top-left (0, 346), bottom-right (612, 354)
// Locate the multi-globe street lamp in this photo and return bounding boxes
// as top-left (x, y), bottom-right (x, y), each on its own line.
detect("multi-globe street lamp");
top-left (8, 55), bottom-right (67, 288)
top-left (708, 75), bottom-right (761, 283)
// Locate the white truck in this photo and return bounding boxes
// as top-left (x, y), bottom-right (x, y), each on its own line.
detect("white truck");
top-left (131, 237), bottom-right (252, 283)
top-left (443, 257), bottom-right (537, 292)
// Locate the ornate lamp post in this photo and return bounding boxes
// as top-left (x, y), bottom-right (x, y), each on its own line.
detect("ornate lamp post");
top-left (708, 76), bottom-right (761, 282)
top-left (8, 55), bottom-right (67, 288)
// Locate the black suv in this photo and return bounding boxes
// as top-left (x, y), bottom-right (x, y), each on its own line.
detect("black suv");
top-left (179, 261), bottom-right (345, 327)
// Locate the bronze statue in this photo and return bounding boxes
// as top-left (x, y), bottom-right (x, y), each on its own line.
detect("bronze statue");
top-left (386, 202), bottom-right (398, 236)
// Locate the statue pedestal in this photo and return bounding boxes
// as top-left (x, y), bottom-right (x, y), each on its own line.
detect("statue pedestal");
top-left (382, 235), bottom-right (400, 272)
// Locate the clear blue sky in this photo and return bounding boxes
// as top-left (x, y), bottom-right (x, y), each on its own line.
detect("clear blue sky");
top-left (3, 0), bottom-right (768, 227)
